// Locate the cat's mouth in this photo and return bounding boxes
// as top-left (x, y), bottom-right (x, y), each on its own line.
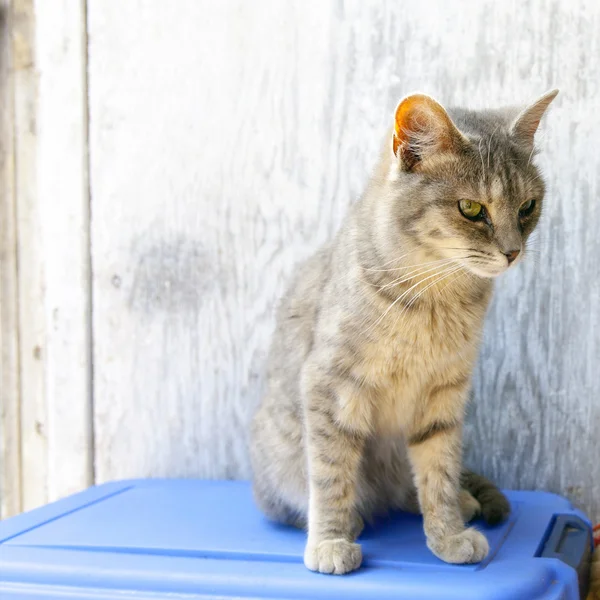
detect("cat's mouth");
top-left (467, 264), bottom-right (508, 278)
top-left (461, 257), bottom-right (518, 278)
top-left (445, 247), bottom-right (523, 279)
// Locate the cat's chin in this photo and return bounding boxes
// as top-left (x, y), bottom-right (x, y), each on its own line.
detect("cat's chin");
top-left (465, 265), bottom-right (508, 279)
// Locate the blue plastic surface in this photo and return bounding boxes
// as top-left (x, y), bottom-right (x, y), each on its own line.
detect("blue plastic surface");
top-left (0, 479), bottom-right (592, 600)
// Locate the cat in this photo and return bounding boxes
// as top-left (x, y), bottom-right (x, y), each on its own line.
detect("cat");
top-left (250, 90), bottom-right (558, 574)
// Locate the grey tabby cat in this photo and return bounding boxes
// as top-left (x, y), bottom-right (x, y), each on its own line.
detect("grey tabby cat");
top-left (251, 90), bottom-right (558, 574)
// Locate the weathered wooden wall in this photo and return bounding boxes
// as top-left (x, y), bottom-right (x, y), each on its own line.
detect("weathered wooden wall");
top-left (1, 0), bottom-right (599, 520)
top-left (0, 0), bottom-right (20, 518)
top-left (0, 0), bottom-right (92, 518)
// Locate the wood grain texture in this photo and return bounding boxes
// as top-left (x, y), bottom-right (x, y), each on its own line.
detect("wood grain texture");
top-left (33, 0), bottom-right (92, 504)
top-left (0, 0), bottom-right (21, 518)
top-left (88, 0), bottom-right (599, 520)
top-left (2, 0), bottom-right (92, 513)
top-left (12, 0), bottom-right (47, 513)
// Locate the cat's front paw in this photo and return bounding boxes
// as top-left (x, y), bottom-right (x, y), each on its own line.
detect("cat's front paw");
top-left (304, 538), bottom-right (362, 574)
top-left (427, 527), bottom-right (489, 564)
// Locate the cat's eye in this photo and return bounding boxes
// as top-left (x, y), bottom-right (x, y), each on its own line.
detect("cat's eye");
top-left (519, 199), bottom-right (536, 217)
top-left (458, 200), bottom-right (483, 220)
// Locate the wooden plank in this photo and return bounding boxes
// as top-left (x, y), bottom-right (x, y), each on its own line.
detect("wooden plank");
top-left (0, 0), bottom-right (21, 518)
top-left (12, 0), bottom-right (46, 513)
top-left (89, 0), bottom-right (600, 521)
top-left (33, 0), bottom-right (93, 504)
top-left (12, 0), bottom-right (92, 512)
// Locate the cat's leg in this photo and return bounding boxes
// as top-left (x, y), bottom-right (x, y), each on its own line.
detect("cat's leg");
top-left (461, 469), bottom-right (510, 525)
top-left (407, 385), bottom-right (489, 564)
top-left (302, 376), bottom-right (369, 575)
top-left (373, 438), bottom-right (487, 524)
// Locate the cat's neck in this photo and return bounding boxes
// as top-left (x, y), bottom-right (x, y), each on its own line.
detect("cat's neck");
top-left (351, 202), bottom-right (492, 309)
top-left (362, 244), bottom-right (491, 309)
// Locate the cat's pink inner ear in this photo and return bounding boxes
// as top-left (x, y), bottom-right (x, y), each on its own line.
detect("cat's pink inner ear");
top-left (393, 94), bottom-right (462, 170)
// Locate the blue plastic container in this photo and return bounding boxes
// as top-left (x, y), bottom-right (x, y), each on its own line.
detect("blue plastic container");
top-left (0, 479), bottom-right (593, 599)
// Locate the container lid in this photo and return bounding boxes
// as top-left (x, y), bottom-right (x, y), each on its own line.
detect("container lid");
top-left (0, 479), bottom-right (591, 600)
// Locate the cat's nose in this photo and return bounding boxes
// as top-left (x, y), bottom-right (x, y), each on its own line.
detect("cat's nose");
top-left (504, 249), bottom-right (520, 264)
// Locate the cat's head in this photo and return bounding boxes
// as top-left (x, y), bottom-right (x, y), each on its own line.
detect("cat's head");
top-left (388, 90), bottom-right (558, 278)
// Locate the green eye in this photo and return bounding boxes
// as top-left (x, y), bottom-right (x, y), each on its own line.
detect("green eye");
top-left (459, 199), bottom-right (483, 219)
top-left (519, 199), bottom-right (536, 217)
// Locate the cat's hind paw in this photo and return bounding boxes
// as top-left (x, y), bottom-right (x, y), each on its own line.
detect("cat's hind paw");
top-left (461, 470), bottom-right (510, 525)
top-left (304, 538), bottom-right (362, 574)
top-left (459, 489), bottom-right (482, 523)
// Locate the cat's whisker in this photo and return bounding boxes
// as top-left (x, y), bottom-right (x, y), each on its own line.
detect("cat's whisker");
top-left (446, 266), bottom-right (479, 295)
top-left (392, 265), bottom-right (465, 328)
top-left (374, 254), bottom-right (474, 292)
top-left (437, 269), bottom-right (470, 298)
top-left (392, 264), bottom-right (463, 312)
top-left (355, 262), bottom-right (460, 332)
top-left (375, 258), bottom-right (468, 290)
top-left (464, 248), bottom-right (494, 257)
top-left (360, 263), bottom-right (461, 336)
top-left (465, 257), bottom-right (494, 266)
top-left (363, 255), bottom-right (458, 275)
top-left (363, 249), bottom-right (475, 273)
top-left (357, 261), bottom-right (451, 291)
top-left (360, 247), bottom-right (430, 270)
top-left (411, 265), bottom-right (464, 304)
top-left (349, 252), bottom-right (463, 290)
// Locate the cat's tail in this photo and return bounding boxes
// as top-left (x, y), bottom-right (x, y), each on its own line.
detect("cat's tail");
top-left (460, 469), bottom-right (511, 525)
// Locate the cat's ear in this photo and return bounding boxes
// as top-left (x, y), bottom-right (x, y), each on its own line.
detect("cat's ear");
top-left (510, 89), bottom-right (559, 148)
top-left (393, 94), bottom-right (466, 171)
